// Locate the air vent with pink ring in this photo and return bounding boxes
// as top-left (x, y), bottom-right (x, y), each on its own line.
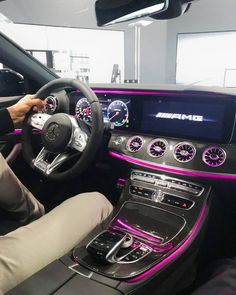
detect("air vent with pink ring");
top-left (203, 147), bottom-right (226, 167)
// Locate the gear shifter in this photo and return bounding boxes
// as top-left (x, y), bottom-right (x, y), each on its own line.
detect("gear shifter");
top-left (87, 230), bottom-right (133, 263)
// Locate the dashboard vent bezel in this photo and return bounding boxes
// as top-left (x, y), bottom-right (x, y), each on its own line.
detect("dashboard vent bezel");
top-left (202, 147), bottom-right (226, 167)
top-left (173, 142), bottom-right (196, 163)
top-left (127, 136), bottom-right (144, 153)
top-left (148, 139), bottom-right (168, 158)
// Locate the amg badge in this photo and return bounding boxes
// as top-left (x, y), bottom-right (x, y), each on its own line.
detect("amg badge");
top-left (156, 113), bottom-right (203, 122)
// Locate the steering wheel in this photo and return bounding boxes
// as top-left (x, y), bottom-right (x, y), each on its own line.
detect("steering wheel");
top-left (22, 78), bottom-right (104, 181)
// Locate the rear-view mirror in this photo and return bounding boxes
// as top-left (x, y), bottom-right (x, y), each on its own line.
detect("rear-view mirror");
top-left (95, 0), bottom-right (169, 26)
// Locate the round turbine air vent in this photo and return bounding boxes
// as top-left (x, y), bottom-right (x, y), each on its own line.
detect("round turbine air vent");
top-left (148, 139), bottom-right (168, 158)
top-left (203, 147), bottom-right (226, 167)
top-left (174, 142), bottom-right (196, 163)
top-left (127, 136), bottom-right (144, 153)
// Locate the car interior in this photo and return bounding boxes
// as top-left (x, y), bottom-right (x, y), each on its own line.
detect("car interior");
top-left (1, 0), bottom-right (236, 294)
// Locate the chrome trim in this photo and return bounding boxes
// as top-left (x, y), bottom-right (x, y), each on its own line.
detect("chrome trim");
top-left (131, 169), bottom-right (205, 197)
top-left (33, 148), bottom-right (69, 175)
top-left (68, 264), bottom-right (93, 278)
top-left (46, 153), bottom-right (69, 175)
top-left (147, 138), bottom-right (168, 158)
top-left (173, 142), bottom-right (196, 163)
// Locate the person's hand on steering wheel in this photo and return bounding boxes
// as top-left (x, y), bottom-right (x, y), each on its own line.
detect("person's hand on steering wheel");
top-left (7, 95), bottom-right (45, 124)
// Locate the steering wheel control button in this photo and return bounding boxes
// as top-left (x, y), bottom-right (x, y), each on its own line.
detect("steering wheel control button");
top-left (72, 128), bottom-right (88, 152)
top-left (29, 113), bottom-right (51, 130)
top-left (42, 113), bottom-right (72, 153)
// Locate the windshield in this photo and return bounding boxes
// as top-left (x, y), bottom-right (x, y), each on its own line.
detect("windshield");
top-left (0, 0), bottom-right (234, 87)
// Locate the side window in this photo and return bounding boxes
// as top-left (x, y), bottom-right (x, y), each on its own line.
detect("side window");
top-left (0, 62), bottom-right (26, 97)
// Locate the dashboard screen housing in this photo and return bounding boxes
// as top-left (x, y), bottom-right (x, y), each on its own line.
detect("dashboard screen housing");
top-left (70, 90), bottom-right (236, 143)
top-left (140, 96), bottom-right (236, 143)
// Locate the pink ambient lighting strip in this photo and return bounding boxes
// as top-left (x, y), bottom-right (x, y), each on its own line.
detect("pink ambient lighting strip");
top-left (126, 203), bottom-right (207, 283)
top-left (10, 129), bottom-right (42, 135)
top-left (115, 218), bottom-right (163, 244)
top-left (109, 151), bottom-right (236, 180)
top-left (117, 178), bottom-right (126, 185)
top-left (10, 129), bottom-right (22, 135)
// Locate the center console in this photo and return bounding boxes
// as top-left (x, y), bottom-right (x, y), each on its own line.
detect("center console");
top-left (8, 170), bottom-right (211, 295)
top-left (72, 170), bottom-right (210, 283)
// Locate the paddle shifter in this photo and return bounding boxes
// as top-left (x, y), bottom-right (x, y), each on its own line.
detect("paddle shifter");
top-left (87, 230), bottom-right (133, 263)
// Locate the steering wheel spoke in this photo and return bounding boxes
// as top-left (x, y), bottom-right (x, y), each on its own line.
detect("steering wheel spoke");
top-left (28, 113), bottom-right (51, 130)
top-left (68, 117), bottom-right (88, 152)
top-left (33, 148), bottom-right (69, 175)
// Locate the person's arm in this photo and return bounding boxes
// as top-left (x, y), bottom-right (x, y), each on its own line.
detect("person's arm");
top-left (0, 95), bottom-right (45, 137)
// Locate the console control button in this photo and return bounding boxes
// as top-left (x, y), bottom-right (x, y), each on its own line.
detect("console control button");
top-left (168, 180), bottom-right (202, 195)
top-left (131, 170), bottom-right (203, 196)
top-left (130, 185), bottom-right (154, 199)
top-left (87, 231), bottom-right (128, 262)
top-left (156, 180), bottom-right (168, 188)
top-left (132, 175), bottom-right (156, 184)
top-left (162, 194), bottom-right (194, 209)
top-left (122, 245), bottom-right (151, 263)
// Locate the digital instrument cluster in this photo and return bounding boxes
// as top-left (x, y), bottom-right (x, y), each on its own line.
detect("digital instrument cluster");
top-left (72, 93), bottom-right (130, 128)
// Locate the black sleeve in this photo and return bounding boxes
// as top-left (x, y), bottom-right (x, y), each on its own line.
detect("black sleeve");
top-left (0, 108), bottom-right (14, 136)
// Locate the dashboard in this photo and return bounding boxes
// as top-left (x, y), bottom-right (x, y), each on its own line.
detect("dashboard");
top-left (45, 86), bottom-right (236, 179)
top-left (67, 90), bottom-right (236, 144)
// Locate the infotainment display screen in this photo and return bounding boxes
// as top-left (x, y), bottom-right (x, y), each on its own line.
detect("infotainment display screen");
top-left (141, 97), bottom-right (235, 143)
